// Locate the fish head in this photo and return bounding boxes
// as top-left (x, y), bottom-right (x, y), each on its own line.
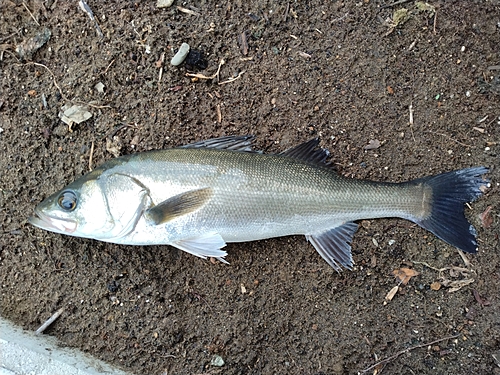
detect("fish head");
top-left (29, 169), bottom-right (116, 239)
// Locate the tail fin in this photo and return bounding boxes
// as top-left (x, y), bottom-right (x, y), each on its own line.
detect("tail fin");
top-left (410, 167), bottom-right (489, 253)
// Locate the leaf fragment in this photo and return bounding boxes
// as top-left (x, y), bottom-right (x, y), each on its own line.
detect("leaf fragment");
top-left (430, 281), bottom-right (441, 291)
top-left (393, 267), bottom-right (419, 285)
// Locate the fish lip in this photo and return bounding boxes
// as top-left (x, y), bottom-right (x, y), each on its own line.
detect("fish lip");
top-left (29, 209), bottom-right (77, 234)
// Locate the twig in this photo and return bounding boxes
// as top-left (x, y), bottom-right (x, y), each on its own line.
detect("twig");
top-left (216, 104), bottom-right (222, 123)
top-left (103, 59), bottom-right (115, 74)
top-left (425, 130), bottom-right (474, 148)
top-left (86, 102), bottom-right (112, 109)
top-left (332, 13), bottom-right (349, 22)
top-left (22, 2), bottom-right (40, 26)
top-left (186, 59), bottom-right (225, 80)
top-left (408, 103), bottom-right (415, 142)
top-left (380, 0), bottom-right (412, 9)
top-left (158, 52), bottom-right (165, 83)
top-left (360, 333), bottom-right (460, 373)
top-left (30, 62), bottom-right (70, 101)
top-left (35, 308), bottom-right (64, 334)
top-left (433, 10), bottom-right (438, 34)
top-left (218, 70), bottom-right (246, 85)
top-left (176, 6), bottom-right (200, 16)
top-left (411, 260), bottom-right (442, 272)
top-left (283, 2), bottom-right (290, 22)
top-left (457, 249), bottom-right (471, 268)
top-left (88, 140), bottom-right (94, 171)
top-left (0, 30), bottom-right (21, 43)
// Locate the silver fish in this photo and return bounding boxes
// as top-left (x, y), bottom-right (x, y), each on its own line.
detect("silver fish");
top-left (29, 136), bottom-right (489, 270)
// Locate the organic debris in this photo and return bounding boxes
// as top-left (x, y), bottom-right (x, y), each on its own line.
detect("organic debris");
top-left (472, 289), bottom-right (491, 306)
top-left (430, 281), bottom-right (441, 291)
top-left (479, 206), bottom-right (493, 228)
top-left (415, 2), bottom-right (436, 16)
top-left (385, 285), bottom-right (399, 302)
top-left (106, 136), bottom-right (123, 157)
top-left (393, 267), bottom-right (419, 285)
top-left (185, 49), bottom-right (208, 71)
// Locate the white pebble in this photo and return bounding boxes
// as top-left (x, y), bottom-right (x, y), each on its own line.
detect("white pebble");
top-left (171, 43), bottom-right (190, 66)
top-left (157, 0), bottom-right (174, 8)
top-left (466, 90), bottom-right (471, 97)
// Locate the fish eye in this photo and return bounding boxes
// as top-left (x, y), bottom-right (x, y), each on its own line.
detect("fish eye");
top-left (57, 191), bottom-right (78, 211)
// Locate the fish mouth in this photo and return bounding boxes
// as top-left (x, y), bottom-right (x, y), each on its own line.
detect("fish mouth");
top-left (28, 209), bottom-right (77, 234)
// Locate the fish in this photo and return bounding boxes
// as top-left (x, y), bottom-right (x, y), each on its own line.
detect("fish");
top-left (29, 136), bottom-right (489, 271)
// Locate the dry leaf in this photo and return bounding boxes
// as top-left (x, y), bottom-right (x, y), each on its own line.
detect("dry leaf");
top-left (472, 289), bottom-right (491, 306)
top-left (479, 206), bottom-right (493, 228)
top-left (393, 267), bottom-right (419, 285)
top-left (430, 281), bottom-right (442, 291)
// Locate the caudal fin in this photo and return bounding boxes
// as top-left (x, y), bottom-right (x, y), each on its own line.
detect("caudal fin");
top-left (411, 167), bottom-right (489, 253)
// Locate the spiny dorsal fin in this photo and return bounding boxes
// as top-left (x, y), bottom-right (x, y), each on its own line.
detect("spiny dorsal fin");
top-left (279, 138), bottom-right (331, 166)
top-left (181, 135), bottom-right (255, 152)
top-left (144, 187), bottom-right (212, 225)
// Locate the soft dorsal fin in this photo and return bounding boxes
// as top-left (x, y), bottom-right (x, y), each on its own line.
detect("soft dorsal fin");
top-left (280, 138), bottom-right (331, 166)
top-left (144, 187), bottom-right (213, 225)
top-left (181, 135), bottom-right (255, 151)
top-left (306, 222), bottom-right (359, 271)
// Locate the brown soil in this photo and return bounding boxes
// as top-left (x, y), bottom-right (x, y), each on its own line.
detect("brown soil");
top-left (1, 1), bottom-right (499, 374)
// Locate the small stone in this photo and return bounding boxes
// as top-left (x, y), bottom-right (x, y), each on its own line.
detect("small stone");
top-left (94, 82), bottom-right (105, 93)
top-left (210, 355), bottom-right (224, 367)
top-left (16, 28), bottom-right (51, 60)
top-left (171, 43), bottom-right (190, 66)
top-left (157, 0), bottom-right (174, 8)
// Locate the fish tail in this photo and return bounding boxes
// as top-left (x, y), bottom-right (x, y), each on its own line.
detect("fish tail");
top-left (410, 167), bottom-right (489, 253)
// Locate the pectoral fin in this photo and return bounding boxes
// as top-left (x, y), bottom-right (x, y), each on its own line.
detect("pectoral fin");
top-left (306, 222), bottom-right (358, 271)
top-left (145, 187), bottom-right (213, 225)
top-left (172, 232), bottom-right (228, 263)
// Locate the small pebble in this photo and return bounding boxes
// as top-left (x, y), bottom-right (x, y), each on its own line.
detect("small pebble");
top-left (94, 82), bottom-right (105, 93)
top-left (157, 0), bottom-right (174, 8)
top-left (171, 43), bottom-right (190, 66)
top-left (211, 355), bottom-right (224, 367)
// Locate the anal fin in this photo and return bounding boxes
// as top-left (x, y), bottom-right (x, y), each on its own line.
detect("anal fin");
top-left (306, 222), bottom-right (358, 271)
top-left (172, 232), bottom-right (228, 263)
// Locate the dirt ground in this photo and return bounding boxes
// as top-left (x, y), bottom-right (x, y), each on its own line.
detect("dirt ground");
top-left (1, 1), bottom-right (499, 374)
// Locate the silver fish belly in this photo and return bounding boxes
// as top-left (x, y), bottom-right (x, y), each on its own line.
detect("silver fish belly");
top-left (29, 136), bottom-right (489, 271)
